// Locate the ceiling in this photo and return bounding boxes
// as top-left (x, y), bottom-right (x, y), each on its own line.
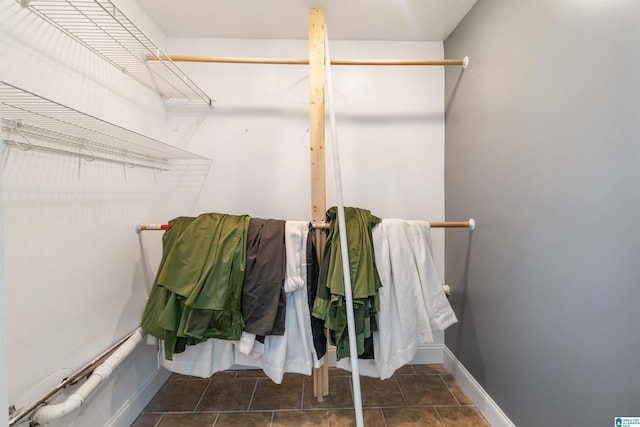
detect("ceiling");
top-left (135, 0), bottom-right (477, 41)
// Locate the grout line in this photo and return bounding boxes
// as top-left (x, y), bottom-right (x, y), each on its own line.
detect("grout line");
top-left (269, 410), bottom-right (275, 427)
top-left (300, 374), bottom-right (306, 409)
top-left (394, 376), bottom-right (409, 405)
top-left (433, 406), bottom-right (447, 426)
top-left (439, 374), bottom-right (462, 406)
top-left (379, 407), bottom-right (388, 427)
top-left (193, 378), bottom-right (214, 411)
top-left (247, 378), bottom-right (259, 411)
top-left (210, 411), bottom-right (220, 427)
top-left (152, 413), bottom-right (163, 427)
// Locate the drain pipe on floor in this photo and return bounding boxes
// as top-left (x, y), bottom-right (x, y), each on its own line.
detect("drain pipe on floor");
top-left (30, 328), bottom-right (146, 426)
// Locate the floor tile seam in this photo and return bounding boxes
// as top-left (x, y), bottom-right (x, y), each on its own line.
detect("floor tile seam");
top-left (194, 377), bottom-right (215, 411)
top-left (377, 407), bottom-right (389, 427)
top-left (210, 411), bottom-right (220, 427)
top-left (303, 405), bottom-right (358, 410)
top-left (433, 404), bottom-right (476, 408)
top-left (392, 375), bottom-right (410, 405)
top-left (143, 410), bottom-right (221, 414)
top-left (431, 406), bottom-right (448, 427)
top-left (438, 374), bottom-right (462, 406)
top-left (247, 378), bottom-right (260, 411)
top-left (151, 413), bottom-right (163, 427)
top-left (269, 410), bottom-right (275, 427)
top-left (300, 371), bottom-right (306, 410)
top-left (361, 404), bottom-right (465, 410)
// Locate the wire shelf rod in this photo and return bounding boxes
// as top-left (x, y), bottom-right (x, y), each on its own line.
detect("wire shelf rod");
top-left (3, 139), bottom-right (170, 171)
top-left (0, 82), bottom-right (209, 162)
top-left (2, 119), bottom-right (167, 165)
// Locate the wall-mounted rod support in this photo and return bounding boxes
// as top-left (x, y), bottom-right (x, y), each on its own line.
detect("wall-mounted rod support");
top-left (135, 224), bottom-right (169, 233)
top-left (146, 55), bottom-right (468, 67)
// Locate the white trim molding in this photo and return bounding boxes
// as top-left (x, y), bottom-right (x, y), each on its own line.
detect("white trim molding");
top-left (106, 367), bottom-right (171, 427)
top-left (443, 347), bottom-right (515, 427)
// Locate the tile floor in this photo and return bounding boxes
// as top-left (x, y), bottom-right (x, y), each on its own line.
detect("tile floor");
top-left (132, 364), bottom-right (489, 427)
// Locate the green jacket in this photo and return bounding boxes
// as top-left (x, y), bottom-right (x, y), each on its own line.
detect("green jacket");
top-left (312, 207), bottom-right (382, 360)
top-left (140, 213), bottom-right (250, 359)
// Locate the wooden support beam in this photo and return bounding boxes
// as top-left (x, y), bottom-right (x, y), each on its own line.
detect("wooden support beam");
top-left (309, 7), bottom-right (326, 240)
top-left (308, 7), bottom-right (329, 402)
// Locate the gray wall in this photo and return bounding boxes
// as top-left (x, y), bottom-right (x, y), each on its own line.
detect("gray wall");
top-left (444, 1), bottom-right (640, 426)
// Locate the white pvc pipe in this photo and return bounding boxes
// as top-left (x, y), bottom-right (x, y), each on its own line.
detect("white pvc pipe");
top-left (32, 328), bottom-right (146, 425)
top-left (324, 29), bottom-right (364, 427)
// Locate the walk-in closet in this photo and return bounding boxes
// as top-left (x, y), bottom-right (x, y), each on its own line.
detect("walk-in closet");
top-left (1, 1), bottom-right (638, 427)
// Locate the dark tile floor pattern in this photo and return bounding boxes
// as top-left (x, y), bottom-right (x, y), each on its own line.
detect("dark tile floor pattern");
top-left (132, 364), bottom-right (489, 426)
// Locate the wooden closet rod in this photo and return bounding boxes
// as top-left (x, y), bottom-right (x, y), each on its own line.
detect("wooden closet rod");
top-left (135, 219), bottom-right (476, 232)
top-left (146, 55), bottom-right (469, 67)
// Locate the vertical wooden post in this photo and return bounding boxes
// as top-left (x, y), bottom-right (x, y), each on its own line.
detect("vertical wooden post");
top-left (309, 8), bottom-right (325, 224)
top-left (309, 7), bottom-right (329, 400)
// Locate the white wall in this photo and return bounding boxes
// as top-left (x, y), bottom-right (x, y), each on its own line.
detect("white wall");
top-left (0, 93), bottom-right (8, 426)
top-left (0, 0), bottom-right (186, 425)
top-left (166, 37), bottom-right (448, 281)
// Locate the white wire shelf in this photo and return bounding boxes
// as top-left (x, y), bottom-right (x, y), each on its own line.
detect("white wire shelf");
top-left (1, 82), bottom-right (210, 168)
top-left (18, 0), bottom-right (212, 106)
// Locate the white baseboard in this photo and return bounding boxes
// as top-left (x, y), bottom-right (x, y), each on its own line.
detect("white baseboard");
top-left (410, 344), bottom-right (446, 364)
top-left (443, 347), bottom-right (515, 427)
top-left (106, 368), bottom-right (171, 427)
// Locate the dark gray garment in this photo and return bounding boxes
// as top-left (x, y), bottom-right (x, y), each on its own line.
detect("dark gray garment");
top-left (241, 218), bottom-right (286, 336)
top-left (306, 227), bottom-right (327, 359)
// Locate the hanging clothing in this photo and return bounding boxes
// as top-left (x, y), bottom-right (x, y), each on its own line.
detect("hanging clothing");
top-left (140, 213), bottom-right (250, 360)
top-left (160, 338), bottom-right (236, 379)
top-left (306, 226), bottom-right (327, 359)
top-left (238, 218), bottom-right (286, 354)
top-left (312, 207), bottom-right (382, 361)
top-left (140, 216), bottom-right (196, 341)
top-left (336, 219), bottom-right (458, 379)
top-left (236, 221), bottom-right (323, 382)
top-left (160, 221), bottom-right (323, 383)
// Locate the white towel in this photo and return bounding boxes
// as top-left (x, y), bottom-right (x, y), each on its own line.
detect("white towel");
top-left (160, 338), bottom-right (236, 378)
top-left (337, 219), bottom-right (457, 379)
top-left (284, 221), bottom-right (307, 293)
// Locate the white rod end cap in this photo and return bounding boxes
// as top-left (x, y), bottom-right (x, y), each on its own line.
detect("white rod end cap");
top-left (462, 56), bottom-right (470, 69)
top-left (468, 218), bottom-right (476, 230)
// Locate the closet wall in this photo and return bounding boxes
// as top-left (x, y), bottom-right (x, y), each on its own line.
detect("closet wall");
top-left (164, 37), bottom-right (448, 291)
top-left (168, 38), bottom-right (444, 232)
top-left (164, 36), bottom-right (449, 363)
top-left (0, 0), bottom-right (192, 425)
top-left (444, 1), bottom-right (640, 426)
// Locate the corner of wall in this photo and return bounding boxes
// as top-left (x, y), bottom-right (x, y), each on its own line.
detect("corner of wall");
top-left (443, 346), bottom-right (514, 427)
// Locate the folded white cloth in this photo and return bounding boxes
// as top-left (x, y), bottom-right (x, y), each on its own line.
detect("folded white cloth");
top-left (160, 338), bottom-right (236, 378)
top-left (337, 219), bottom-right (457, 379)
